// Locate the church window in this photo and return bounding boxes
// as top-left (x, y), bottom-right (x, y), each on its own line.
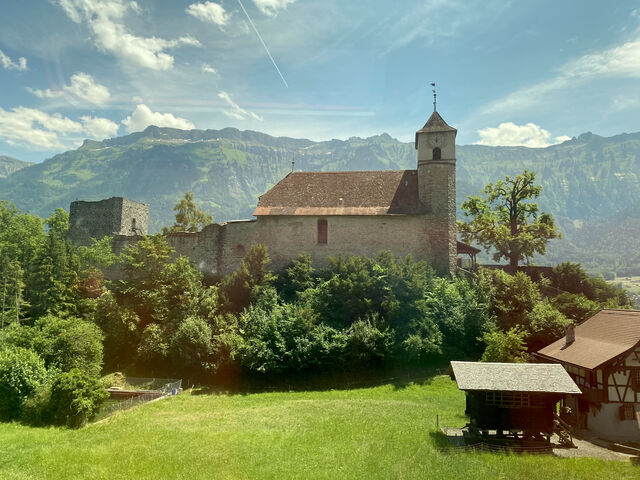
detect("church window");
top-left (317, 219), bottom-right (328, 244)
top-left (433, 147), bottom-right (441, 160)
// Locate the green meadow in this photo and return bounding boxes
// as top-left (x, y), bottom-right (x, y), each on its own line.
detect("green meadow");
top-left (0, 376), bottom-right (636, 480)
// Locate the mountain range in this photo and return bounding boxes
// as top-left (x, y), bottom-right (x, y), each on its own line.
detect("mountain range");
top-left (1, 126), bottom-right (639, 277)
top-left (0, 156), bottom-right (32, 178)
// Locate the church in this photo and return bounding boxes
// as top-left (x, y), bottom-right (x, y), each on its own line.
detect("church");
top-left (69, 109), bottom-right (460, 278)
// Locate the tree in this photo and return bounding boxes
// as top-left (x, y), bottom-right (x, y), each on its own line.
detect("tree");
top-left (26, 209), bottom-right (80, 318)
top-left (163, 192), bottom-right (213, 233)
top-left (458, 170), bottom-right (560, 267)
top-left (0, 346), bottom-right (48, 420)
top-left (480, 327), bottom-right (528, 363)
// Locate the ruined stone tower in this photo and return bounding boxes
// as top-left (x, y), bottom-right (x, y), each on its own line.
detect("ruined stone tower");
top-left (415, 110), bottom-right (457, 274)
top-left (68, 197), bottom-right (149, 246)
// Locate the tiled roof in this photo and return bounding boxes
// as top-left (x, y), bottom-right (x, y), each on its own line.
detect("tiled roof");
top-left (457, 241), bottom-right (480, 255)
top-left (414, 111), bottom-right (457, 148)
top-left (253, 170), bottom-right (422, 216)
top-left (537, 309), bottom-right (640, 370)
top-left (451, 361), bottom-right (581, 394)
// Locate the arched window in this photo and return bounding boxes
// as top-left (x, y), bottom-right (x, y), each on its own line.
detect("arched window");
top-left (433, 147), bottom-right (441, 160)
top-left (131, 218), bottom-right (137, 233)
top-left (317, 219), bottom-right (328, 244)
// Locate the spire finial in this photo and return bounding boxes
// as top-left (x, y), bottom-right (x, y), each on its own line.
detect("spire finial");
top-left (431, 82), bottom-right (436, 112)
top-left (291, 157), bottom-right (295, 172)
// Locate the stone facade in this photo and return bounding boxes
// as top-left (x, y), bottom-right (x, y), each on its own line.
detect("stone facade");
top-left (69, 197), bottom-right (149, 246)
top-left (70, 111), bottom-right (458, 278)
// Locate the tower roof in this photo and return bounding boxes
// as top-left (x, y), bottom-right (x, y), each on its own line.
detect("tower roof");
top-left (415, 111), bottom-right (456, 148)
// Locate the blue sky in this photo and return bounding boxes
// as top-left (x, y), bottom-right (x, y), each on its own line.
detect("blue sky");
top-left (1, 0), bottom-right (640, 163)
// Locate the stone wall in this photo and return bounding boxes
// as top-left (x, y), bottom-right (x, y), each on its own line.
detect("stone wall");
top-left (163, 213), bottom-right (444, 280)
top-left (69, 197), bottom-right (148, 246)
top-left (120, 198), bottom-right (149, 236)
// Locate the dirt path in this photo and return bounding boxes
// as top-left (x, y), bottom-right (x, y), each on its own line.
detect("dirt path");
top-left (552, 434), bottom-right (634, 462)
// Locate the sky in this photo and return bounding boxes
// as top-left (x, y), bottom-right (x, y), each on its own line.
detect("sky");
top-left (1, 0), bottom-right (640, 163)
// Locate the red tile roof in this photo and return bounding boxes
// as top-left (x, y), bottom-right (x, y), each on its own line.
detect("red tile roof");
top-left (253, 170), bottom-right (423, 216)
top-left (537, 309), bottom-right (640, 370)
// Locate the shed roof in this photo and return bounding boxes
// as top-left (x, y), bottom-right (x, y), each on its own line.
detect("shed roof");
top-left (450, 361), bottom-right (581, 394)
top-left (253, 170), bottom-right (422, 216)
top-left (457, 241), bottom-right (481, 255)
top-left (537, 309), bottom-right (640, 370)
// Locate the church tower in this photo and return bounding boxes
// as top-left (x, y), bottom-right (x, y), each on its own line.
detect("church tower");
top-left (415, 110), bottom-right (457, 275)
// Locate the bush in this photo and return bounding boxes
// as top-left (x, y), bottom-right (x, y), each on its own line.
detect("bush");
top-left (170, 317), bottom-right (213, 372)
top-left (346, 315), bottom-right (395, 365)
top-left (21, 383), bottom-right (53, 426)
top-left (47, 369), bottom-right (109, 428)
top-left (32, 315), bottom-right (104, 377)
top-left (0, 346), bottom-right (48, 420)
top-left (480, 327), bottom-right (528, 363)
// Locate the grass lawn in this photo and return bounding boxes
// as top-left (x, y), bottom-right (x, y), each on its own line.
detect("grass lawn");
top-left (0, 376), bottom-right (637, 479)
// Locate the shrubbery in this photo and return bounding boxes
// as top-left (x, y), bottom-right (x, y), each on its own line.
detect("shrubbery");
top-left (47, 369), bottom-right (109, 428)
top-left (0, 346), bottom-right (49, 420)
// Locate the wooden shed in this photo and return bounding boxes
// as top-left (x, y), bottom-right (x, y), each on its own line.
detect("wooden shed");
top-left (451, 361), bottom-right (581, 440)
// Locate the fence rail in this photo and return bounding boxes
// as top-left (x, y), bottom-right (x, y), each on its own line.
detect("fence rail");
top-left (95, 377), bottom-right (182, 422)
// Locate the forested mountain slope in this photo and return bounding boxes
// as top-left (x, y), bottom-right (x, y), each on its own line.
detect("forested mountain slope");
top-left (0, 156), bottom-right (32, 178)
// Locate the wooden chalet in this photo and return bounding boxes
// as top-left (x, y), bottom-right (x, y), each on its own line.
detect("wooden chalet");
top-left (536, 309), bottom-right (640, 442)
top-left (450, 361), bottom-right (581, 441)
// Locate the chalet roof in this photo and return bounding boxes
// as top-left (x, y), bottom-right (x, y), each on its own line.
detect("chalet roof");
top-left (450, 361), bottom-right (581, 394)
top-left (414, 111), bottom-right (457, 148)
top-left (253, 170), bottom-right (422, 216)
top-left (537, 309), bottom-right (640, 370)
top-left (457, 241), bottom-right (480, 255)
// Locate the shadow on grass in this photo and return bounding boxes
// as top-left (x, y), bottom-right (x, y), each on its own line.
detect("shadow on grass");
top-left (429, 430), bottom-right (454, 450)
top-left (189, 364), bottom-right (450, 396)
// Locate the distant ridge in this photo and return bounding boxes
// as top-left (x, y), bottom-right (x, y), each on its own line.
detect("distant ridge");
top-left (0, 156), bottom-right (33, 178)
top-left (1, 125), bottom-right (639, 276)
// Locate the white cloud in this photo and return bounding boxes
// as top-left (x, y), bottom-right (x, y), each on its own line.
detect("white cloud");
top-left (481, 37), bottom-right (640, 116)
top-left (122, 104), bottom-right (195, 132)
top-left (252, 0), bottom-right (296, 16)
top-left (81, 116), bottom-right (119, 139)
top-left (218, 91), bottom-right (263, 121)
top-left (202, 64), bottom-right (218, 75)
top-left (0, 106), bottom-right (83, 149)
top-left (0, 49), bottom-right (27, 71)
top-left (186, 2), bottom-right (229, 26)
top-left (29, 73), bottom-right (111, 106)
top-left (57, 0), bottom-right (201, 70)
top-left (476, 122), bottom-right (569, 148)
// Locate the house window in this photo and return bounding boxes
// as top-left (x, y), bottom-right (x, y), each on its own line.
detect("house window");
top-left (632, 369), bottom-right (640, 390)
top-left (317, 219), bottom-right (328, 244)
top-left (432, 147), bottom-right (441, 160)
top-left (620, 403), bottom-right (635, 420)
top-left (485, 391), bottom-right (530, 408)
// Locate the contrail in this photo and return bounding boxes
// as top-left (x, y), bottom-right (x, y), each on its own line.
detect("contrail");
top-left (237, 0), bottom-right (289, 89)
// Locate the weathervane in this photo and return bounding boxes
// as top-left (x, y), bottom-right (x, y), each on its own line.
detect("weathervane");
top-left (431, 82), bottom-right (437, 112)
top-left (291, 157), bottom-right (295, 172)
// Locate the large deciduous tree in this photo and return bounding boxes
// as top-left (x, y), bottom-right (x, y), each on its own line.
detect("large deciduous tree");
top-left (458, 170), bottom-right (560, 267)
top-left (163, 191), bottom-right (213, 233)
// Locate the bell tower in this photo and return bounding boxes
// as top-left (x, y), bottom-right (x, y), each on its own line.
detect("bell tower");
top-left (415, 109), bottom-right (457, 275)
